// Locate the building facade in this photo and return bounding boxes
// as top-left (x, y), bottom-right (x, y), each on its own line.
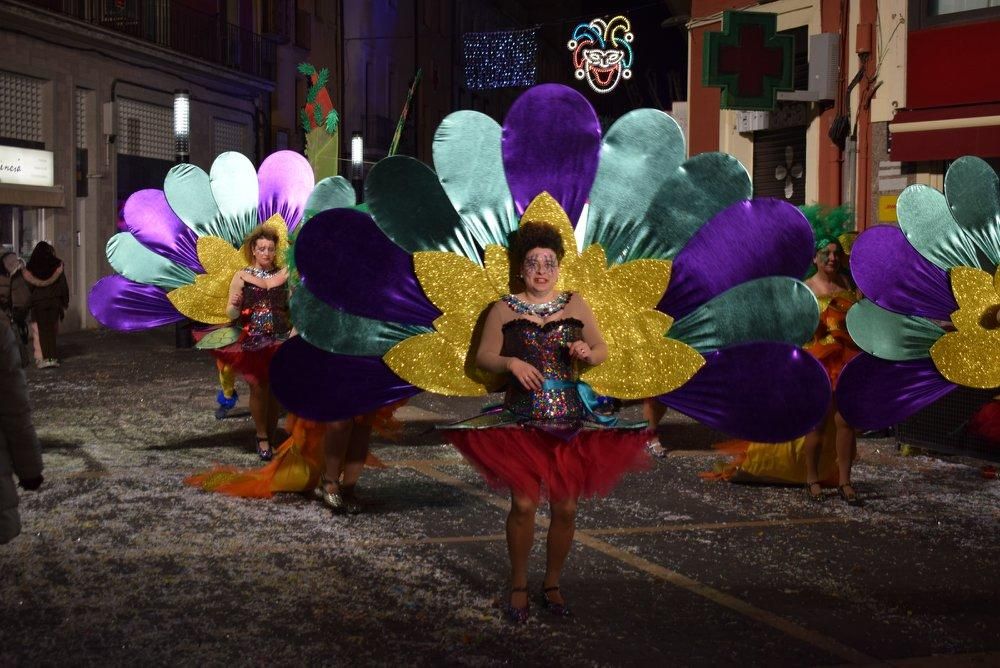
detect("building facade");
top-left (686, 0), bottom-right (1000, 230)
top-left (0, 0), bottom-right (339, 331)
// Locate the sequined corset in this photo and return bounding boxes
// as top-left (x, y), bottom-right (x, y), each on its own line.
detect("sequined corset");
top-left (240, 283), bottom-right (290, 350)
top-left (502, 318), bottom-right (586, 421)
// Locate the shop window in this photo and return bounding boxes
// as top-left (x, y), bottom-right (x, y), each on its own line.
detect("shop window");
top-left (909, 0), bottom-right (1000, 28)
top-left (0, 205), bottom-right (47, 258)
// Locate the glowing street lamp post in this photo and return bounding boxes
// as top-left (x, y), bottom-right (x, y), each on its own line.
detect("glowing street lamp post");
top-left (173, 90), bottom-right (193, 347)
top-left (351, 131), bottom-right (364, 201)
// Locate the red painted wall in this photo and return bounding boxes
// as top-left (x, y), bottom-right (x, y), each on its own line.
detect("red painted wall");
top-left (908, 21), bottom-right (1000, 109)
top-left (688, 0), bottom-right (751, 155)
top-left (689, 22), bottom-right (722, 156)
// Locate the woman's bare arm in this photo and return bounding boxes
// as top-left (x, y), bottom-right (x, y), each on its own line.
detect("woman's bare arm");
top-left (475, 303), bottom-right (511, 374)
top-left (225, 272), bottom-right (244, 320)
top-left (573, 295), bottom-right (608, 366)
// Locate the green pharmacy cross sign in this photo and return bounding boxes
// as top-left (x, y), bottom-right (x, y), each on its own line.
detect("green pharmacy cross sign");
top-left (703, 11), bottom-right (794, 110)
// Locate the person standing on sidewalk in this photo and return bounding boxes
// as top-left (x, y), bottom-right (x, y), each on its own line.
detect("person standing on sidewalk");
top-left (23, 242), bottom-right (69, 369)
top-left (0, 318), bottom-right (43, 543)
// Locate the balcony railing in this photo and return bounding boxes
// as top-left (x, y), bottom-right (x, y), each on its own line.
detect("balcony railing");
top-left (31, 0), bottom-right (277, 80)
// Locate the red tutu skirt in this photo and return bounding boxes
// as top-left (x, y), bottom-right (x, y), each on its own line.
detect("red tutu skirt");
top-left (210, 344), bottom-right (279, 387)
top-left (444, 426), bottom-right (649, 503)
top-left (968, 400), bottom-right (1000, 446)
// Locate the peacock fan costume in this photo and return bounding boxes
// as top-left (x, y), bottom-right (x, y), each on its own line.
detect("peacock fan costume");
top-left (835, 156), bottom-right (1000, 444)
top-left (267, 83), bottom-right (832, 501)
top-left (87, 150), bottom-right (369, 495)
top-left (703, 205), bottom-right (862, 485)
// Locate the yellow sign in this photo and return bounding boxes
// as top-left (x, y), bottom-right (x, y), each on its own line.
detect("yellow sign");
top-left (878, 195), bottom-right (898, 222)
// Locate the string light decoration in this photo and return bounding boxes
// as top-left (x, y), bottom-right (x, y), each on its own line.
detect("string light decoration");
top-left (463, 28), bottom-right (538, 90)
top-left (567, 16), bottom-right (634, 94)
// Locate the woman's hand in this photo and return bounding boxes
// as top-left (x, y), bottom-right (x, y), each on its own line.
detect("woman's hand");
top-left (567, 340), bottom-right (593, 363)
top-left (228, 291), bottom-right (242, 309)
top-left (508, 358), bottom-right (544, 391)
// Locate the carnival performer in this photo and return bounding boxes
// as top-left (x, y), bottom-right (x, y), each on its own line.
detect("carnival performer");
top-left (308, 408), bottom-right (406, 513)
top-left (703, 206), bottom-right (863, 505)
top-left (441, 222), bottom-right (648, 621)
top-left (214, 223), bottom-right (290, 460)
top-left (801, 234), bottom-right (861, 503)
top-left (266, 84), bottom-right (832, 619)
top-left (836, 157), bottom-right (1000, 455)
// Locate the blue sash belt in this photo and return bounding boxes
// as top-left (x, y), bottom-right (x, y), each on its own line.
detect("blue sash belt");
top-left (542, 379), bottom-right (617, 426)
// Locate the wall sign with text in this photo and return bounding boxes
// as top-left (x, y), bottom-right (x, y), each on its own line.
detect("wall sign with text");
top-left (0, 146), bottom-right (55, 187)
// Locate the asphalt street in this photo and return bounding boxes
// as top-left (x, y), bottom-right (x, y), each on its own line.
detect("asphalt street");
top-left (2, 327), bottom-right (999, 666)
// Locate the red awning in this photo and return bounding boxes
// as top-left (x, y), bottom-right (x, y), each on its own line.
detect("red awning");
top-left (889, 103), bottom-right (1000, 162)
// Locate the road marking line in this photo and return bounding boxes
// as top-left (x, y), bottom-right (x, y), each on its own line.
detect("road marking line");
top-left (361, 518), bottom-right (868, 547)
top-left (406, 461), bottom-right (876, 665)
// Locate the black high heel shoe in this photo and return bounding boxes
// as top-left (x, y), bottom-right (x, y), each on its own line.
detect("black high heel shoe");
top-left (538, 585), bottom-right (573, 617)
top-left (502, 586), bottom-right (529, 624)
top-left (804, 480), bottom-right (823, 502)
top-left (255, 435), bottom-right (273, 461)
top-left (838, 483), bottom-right (863, 506)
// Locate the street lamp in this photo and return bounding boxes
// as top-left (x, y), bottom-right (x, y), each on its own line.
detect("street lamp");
top-left (351, 131), bottom-right (364, 200)
top-left (173, 90), bottom-right (190, 164)
top-left (173, 90), bottom-right (193, 348)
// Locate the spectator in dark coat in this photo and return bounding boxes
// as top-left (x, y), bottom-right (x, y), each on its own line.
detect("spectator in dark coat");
top-left (24, 242), bottom-right (69, 369)
top-left (0, 318), bottom-right (43, 544)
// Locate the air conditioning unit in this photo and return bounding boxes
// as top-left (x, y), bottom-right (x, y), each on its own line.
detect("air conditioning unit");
top-left (778, 32), bottom-right (839, 102)
top-left (736, 110), bottom-right (770, 133)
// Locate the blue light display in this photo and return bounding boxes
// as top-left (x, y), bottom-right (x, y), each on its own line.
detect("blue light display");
top-left (463, 28), bottom-right (538, 90)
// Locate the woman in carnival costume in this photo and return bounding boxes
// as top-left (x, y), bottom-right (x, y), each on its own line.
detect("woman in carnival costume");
top-left (703, 206), bottom-right (865, 505)
top-left (266, 84), bottom-right (832, 621)
top-left (215, 222), bottom-right (290, 459)
top-left (88, 149), bottom-right (317, 458)
top-left (442, 219), bottom-right (651, 621)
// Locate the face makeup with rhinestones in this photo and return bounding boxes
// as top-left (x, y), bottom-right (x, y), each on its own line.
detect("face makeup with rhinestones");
top-left (253, 238), bottom-right (277, 270)
top-left (814, 242), bottom-right (840, 277)
top-left (522, 247), bottom-right (559, 298)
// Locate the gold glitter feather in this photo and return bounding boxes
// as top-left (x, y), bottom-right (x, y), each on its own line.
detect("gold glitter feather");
top-left (484, 244), bottom-right (511, 294)
top-left (385, 193), bottom-right (704, 399)
top-left (384, 333), bottom-right (489, 396)
top-left (929, 266), bottom-right (1000, 388)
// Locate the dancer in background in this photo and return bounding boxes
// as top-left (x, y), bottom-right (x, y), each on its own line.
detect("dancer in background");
top-left (212, 224), bottom-right (290, 460)
top-left (703, 206), bottom-right (862, 505)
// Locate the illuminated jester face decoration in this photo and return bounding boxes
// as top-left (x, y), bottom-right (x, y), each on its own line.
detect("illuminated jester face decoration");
top-left (567, 16), bottom-right (634, 94)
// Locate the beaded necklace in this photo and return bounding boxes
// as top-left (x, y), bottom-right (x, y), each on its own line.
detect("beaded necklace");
top-left (243, 266), bottom-right (277, 280)
top-left (502, 291), bottom-right (571, 318)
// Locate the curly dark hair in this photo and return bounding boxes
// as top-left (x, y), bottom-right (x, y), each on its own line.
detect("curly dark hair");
top-left (242, 224), bottom-right (282, 267)
top-left (509, 221), bottom-right (565, 269)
